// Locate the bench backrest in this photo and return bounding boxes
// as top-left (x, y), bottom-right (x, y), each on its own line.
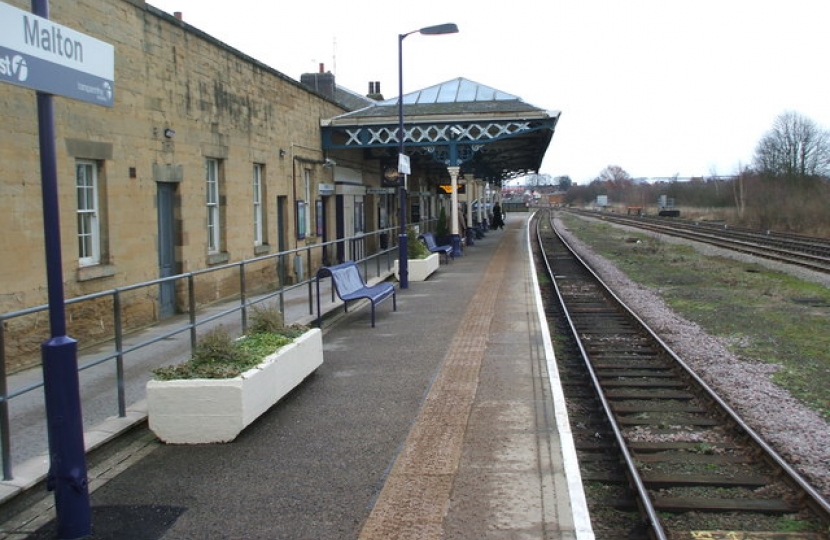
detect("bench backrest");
top-left (326, 262), bottom-right (366, 297)
top-left (419, 232), bottom-right (439, 249)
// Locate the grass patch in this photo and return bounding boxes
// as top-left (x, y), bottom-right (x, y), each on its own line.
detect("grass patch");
top-left (559, 213), bottom-right (830, 419)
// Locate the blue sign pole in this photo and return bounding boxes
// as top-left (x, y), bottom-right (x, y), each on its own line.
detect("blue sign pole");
top-left (33, 1), bottom-right (92, 538)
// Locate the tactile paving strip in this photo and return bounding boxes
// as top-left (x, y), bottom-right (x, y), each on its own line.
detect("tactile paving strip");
top-left (357, 242), bottom-right (508, 540)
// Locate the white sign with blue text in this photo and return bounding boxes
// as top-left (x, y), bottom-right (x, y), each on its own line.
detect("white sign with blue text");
top-left (0, 1), bottom-right (114, 107)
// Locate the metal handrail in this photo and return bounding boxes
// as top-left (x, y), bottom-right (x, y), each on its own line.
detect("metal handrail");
top-left (0, 222), bottom-right (419, 480)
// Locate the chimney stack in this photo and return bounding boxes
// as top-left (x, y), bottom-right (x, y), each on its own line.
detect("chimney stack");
top-left (300, 63), bottom-right (336, 100)
top-left (174, 11), bottom-right (183, 20)
top-left (367, 81), bottom-right (384, 101)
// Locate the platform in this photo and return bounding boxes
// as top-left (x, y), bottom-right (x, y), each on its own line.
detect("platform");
top-left (1, 214), bottom-right (593, 540)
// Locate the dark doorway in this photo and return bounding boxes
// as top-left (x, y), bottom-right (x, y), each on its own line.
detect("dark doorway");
top-left (156, 182), bottom-right (177, 318)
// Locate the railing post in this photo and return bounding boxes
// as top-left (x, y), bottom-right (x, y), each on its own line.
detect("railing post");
top-left (306, 248), bottom-right (314, 315)
top-left (188, 274), bottom-right (197, 352)
top-left (376, 231), bottom-right (382, 276)
top-left (0, 322), bottom-right (12, 481)
top-left (278, 253), bottom-right (286, 315)
top-left (239, 262), bottom-right (248, 334)
top-left (113, 290), bottom-right (126, 418)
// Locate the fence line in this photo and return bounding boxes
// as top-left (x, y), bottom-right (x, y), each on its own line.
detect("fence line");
top-left (0, 223), bottom-right (427, 480)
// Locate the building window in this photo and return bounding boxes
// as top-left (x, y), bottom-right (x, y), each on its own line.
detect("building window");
top-left (253, 163), bottom-right (264, 246)
top-left (76, 160), bottom-right (100, 266)
top-left (206, 158), bottom-right (221, 253)
top-left (354, 199), bottom-right (365, 233)
top-left (303, 169), bottom-right (312, 237)
top-left (316, 199), bottom-right (324, 237)
top-left (296, 200), bottom-right (307, 239)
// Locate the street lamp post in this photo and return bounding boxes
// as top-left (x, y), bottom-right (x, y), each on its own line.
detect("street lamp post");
top-left (397, 22), bottom-right (458, 289)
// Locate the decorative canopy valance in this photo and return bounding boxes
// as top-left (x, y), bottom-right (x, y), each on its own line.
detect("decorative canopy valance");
top-left (322, 78), bottom-right (560, 185)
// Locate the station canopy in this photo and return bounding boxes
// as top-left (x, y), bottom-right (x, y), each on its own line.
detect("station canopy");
top-left (321, 78), bottom-right (561, 186)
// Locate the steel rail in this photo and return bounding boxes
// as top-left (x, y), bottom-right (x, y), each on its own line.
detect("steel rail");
top-left (568, 209), bottom-right (830, 273)
top-left (546, 209), bottom-right (830, 525)
top-left (534, 210), bottom-right (669, 539)
top-left (536, 209), bottom-right (830, 533)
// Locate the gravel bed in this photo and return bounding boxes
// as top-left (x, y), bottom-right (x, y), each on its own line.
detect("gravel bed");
top-left (553, 216), bottom-right (830, 500)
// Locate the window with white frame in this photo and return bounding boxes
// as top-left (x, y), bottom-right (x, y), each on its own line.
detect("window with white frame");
top-left (76, 160), bottom-right (100, 266)
top-left (206, 158), bottom-right (221, 253)
top-left (296, 200), bottom-right (307, 240)
top-left (253, 163), bottom-right (264, 246)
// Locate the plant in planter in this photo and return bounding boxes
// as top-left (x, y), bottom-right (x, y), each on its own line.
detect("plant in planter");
top-left (407, 226), bottom-right (429, 260)
top-left (147, 305), bottom-right (323, 444)
top-left (393, 226), bottom-right (439, 281)
top-left (436, 206), bottom-right (450, 244)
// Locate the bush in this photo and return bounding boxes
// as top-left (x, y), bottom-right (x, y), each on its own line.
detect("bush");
top-left (436, 206), bottom-right (449, 238)
top-left (152, 327), bottom-right (257, 380)
top-left (152, 304), bottom-right (309, 380)
top-left (249, 303), bottom-right (285, 334)
top-left (248, 303), bottom-right (308, 339)
top-left (407, 226), bottom-right (429, 259)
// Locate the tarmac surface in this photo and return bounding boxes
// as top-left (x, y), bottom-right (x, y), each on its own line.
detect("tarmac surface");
top-left (0, 214), bottom-right (592, 540)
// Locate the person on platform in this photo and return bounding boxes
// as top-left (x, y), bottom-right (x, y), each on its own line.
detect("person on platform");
top-left (457, 204), bottom-right (467, 237)
top-left (491, 202), bottom-right (505, 230)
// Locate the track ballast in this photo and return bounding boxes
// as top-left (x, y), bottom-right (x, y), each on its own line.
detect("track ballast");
top-left (532, 209), bottom-right (830, 539)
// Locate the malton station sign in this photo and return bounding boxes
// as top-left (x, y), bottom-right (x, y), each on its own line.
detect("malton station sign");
top-left (0, 1), bottom-right (114, 107)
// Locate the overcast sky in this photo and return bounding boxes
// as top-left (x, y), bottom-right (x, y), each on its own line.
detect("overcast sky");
top-left (148, 0), bottom-right (830, 184)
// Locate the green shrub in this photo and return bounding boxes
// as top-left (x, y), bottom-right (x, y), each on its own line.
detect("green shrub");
top-left (407, 226), bottom-right (429, 259)
top-left (152, 305), bottom-right (309, 380)
top-left (436, 206), bottom-right (449, 238)
top-left (248, 303), bottom-right (285, 334)
top-left (152, 327), bottom-right (256, 380)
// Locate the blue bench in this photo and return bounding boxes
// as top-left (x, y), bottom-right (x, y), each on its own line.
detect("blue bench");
top-left (315, 261), bottom-right (396, 327)
top-left (418, 232), bottom-right (453, 263)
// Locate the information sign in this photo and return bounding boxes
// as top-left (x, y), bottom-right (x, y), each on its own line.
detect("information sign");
top-left (398, 153), bottom-right (411, 175)
top-left (0, 1), bottom-right (114, 106)
top-left (366, 188), bottom-right (396, 195)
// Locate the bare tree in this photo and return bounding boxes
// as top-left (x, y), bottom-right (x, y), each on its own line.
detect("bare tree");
top-left (593, 165), bottom-right (634, 205)
top-left (753, 111), bottom-right (830, 177)
top-left (595, 165), bottom-right (632, 183)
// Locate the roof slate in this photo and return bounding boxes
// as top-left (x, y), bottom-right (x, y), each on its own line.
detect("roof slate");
top-left (330, 78), bottom-right (551, 122)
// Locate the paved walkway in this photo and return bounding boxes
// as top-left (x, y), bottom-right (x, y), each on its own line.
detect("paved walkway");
top-left (0, 214), bottom-right (592, 540)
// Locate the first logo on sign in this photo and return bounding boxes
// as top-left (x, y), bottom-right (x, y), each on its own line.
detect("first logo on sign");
top-left (0, 54), bottom-right (27, 81)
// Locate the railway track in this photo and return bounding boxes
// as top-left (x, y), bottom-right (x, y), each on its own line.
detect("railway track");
top-left (532, 209), bottom-right (830, 539)
top-left (565, 208), bottom-right (830, 274)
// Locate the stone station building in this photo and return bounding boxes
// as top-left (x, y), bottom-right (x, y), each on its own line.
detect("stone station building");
top-left (0, 0), bottom-right (559, 372)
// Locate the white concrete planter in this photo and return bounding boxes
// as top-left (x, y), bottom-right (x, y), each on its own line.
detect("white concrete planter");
top-left (147, 328), bottom-right (323, 444)
top-left (393, 253), bottom-right (439, 281)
